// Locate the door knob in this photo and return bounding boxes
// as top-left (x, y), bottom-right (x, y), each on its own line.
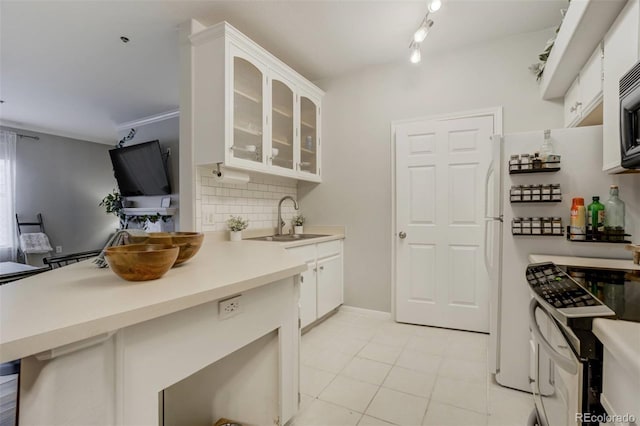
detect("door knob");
top-left (399, 231), bottom-right (407, 239)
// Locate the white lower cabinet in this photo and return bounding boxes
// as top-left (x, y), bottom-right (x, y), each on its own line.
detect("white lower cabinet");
top-left (299, 262), bottom-right (317, 328)
top-left (288, 240), bottom-right (344, 328)
top-left (316, 255), bottom-right (343, 318)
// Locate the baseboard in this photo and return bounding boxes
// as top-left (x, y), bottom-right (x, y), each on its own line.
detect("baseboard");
top-left (339, 305), bottom-right (392, 320)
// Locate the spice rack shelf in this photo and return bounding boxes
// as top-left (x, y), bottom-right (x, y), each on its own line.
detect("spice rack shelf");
top-left (511, 200), bottom-right (563, 204)
top-left (565, 227), bottom-right (631, 244)
top-left (512, 217), bottom-right (563, 236)
top-left (510, 184), bottom-right (562, 203)
top-left (513, 233), bottom-right (565, 237)
top-left (509, 166), bottom-right (561, 175)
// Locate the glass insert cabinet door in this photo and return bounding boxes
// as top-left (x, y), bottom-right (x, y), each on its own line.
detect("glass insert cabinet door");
top-left (232, 54), bottom-right (265, 164)
top-left (270, 78), bottom-right (294, 170)
top-left (299, 96), bottom-right (318, 175)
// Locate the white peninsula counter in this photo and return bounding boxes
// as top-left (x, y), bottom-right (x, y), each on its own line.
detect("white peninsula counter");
top-left (0, 235), bottom-right (307, 425)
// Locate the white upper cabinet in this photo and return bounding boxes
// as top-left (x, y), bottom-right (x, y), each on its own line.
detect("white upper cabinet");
top-left (603, 0), bottom-right (640, 173)
top-left (564, 77), bottom-right (582, 127)
top-left (189, 22), bottom-right (324, 182)
top-left (563, 43), bottom-right (603, 128)
top-left (298, 93), bottom-right (321, 177)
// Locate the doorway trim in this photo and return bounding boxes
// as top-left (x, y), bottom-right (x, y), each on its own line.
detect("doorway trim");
top-left (390, 106), bottom-right (504, 321)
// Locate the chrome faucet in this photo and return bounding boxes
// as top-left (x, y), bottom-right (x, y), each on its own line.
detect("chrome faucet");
top-left (277, 196), bottom-right (299, 235)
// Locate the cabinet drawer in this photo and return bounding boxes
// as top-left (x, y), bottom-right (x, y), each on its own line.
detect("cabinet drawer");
top-left (286, 244), bottom-right (316, 263)
top-left (317, 240), bottom-right (341, 259)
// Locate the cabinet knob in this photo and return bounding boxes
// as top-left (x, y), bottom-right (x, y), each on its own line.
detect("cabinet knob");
top-left (319, 266), bottom-right (324, 271)
top-left (399, 231), bottom-right (407, 239)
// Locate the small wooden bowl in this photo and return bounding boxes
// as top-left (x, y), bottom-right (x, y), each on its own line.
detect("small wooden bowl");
top-left (105, 244), bottom-right (179, 281)
top-left (128, 232), bottom-right (204, 265)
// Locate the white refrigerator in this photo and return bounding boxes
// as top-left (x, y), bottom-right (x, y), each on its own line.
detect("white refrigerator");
top-left (487, 125), bottom-right (632, 392)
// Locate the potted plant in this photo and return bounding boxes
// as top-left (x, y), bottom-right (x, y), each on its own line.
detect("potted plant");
top-left (100, 189), bottom-right (126, 229)
top-left (227, 215), bottom-right (249, 241)
top-left (292, 213), bottom-right (305, 234)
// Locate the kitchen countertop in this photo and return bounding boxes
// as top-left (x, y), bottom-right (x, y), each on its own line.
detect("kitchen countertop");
top-left (0, 234), bottom-right (307, 363)
top-left (593, 318), bottom-right (640, 377)
top-left (528, 254), bottom-right (640, 271)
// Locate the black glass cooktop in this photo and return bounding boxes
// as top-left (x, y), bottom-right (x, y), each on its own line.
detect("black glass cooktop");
top-left (565, 265), bottom-right (640, 323)
top-left (526, 262), bottom-right (640, 323)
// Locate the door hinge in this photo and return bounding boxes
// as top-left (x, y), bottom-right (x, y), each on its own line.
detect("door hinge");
top-left (300, 275), bottom-right (304, 283)
top-left (298, 318), bottom-right (301, 329)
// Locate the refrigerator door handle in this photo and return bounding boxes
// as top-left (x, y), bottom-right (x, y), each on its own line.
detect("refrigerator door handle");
top-left (484, 220), bottom-right (492, 274)
top-left (484, 158), bottom-right (494, 219)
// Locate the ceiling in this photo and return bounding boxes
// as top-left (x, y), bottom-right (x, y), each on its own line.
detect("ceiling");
top-left (0, 0), bottom-right (566, 144)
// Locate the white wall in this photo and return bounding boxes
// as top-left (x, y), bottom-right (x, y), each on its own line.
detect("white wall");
top-left (196, 168), bottom-right (298, 233)
top-left (299, 28), bottom-right (564, 312)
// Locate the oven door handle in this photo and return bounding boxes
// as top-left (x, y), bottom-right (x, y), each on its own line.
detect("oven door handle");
top-left (528, 299), bottom-right (578, 375)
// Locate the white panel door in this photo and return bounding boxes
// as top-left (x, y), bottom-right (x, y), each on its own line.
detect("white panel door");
top-left (395, 115), bottom-right (494, 332)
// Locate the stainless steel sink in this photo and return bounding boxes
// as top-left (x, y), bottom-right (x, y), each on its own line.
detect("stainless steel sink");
top-left (248, 234), bottom-right (330, 242)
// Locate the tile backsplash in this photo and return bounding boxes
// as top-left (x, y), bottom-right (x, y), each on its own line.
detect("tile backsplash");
top-left (196, 168), bottom-right (299, 232)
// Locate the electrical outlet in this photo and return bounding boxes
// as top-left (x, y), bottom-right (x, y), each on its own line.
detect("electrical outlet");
top-left (219, 295), bottom-right (242, 320)
top-left (55, 246), bottom-right (62, 254)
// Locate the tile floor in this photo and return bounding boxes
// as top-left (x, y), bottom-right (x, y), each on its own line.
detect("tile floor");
top-left (291, 308), bottom-right (533, 426)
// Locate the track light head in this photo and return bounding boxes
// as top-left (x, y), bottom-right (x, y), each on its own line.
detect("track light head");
top-left (413, 19), bottom-right (434, 43)
top-left (410, 43), bottom-right (421, 64)
top-left (428, 0), bottom-right (442, 13)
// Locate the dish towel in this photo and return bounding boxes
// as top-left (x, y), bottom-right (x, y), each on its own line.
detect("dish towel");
top-left (19, 233), bottom-right (53, 254)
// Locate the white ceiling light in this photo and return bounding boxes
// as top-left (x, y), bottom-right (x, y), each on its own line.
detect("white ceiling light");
top-left (413, 19), bottom-right (434, 43)
top-left (408, 0), bottom-right (441, 63)
top-left (428, 0), bottom-right (442, 13)
top-left (409, 43), bottom-right (421, 64)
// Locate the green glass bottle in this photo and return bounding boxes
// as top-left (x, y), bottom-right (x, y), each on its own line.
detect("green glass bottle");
top-left (587, 196), bottom-right (605, 239)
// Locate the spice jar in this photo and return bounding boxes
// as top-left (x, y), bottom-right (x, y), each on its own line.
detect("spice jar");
top-left (512, 218), bottom-right (522, 235)
top-left (541, 184), bottom-right (552, 201)
top-left (532, 152), bottom-right (543, 169)
top-left (531, 185), bottom-right (542, 202)
top-left (551, 184), bottom-right (561, 201)
top-left (509, 155), bottom-right (520, 172)
top-left (511, 185), bottom-right (522, 202)
top-left (522, 185), bottom-right (532, 201)
top-left (543, 217), bottom-right (553, 234)
top-left (552, 217), bottom-right (563, 235)
top-left (531, 217), bottom-right (542, 234)
top-left (520, 154), bottom-right (531, 170)
top-left (522, 217), bottom-right (532, 235)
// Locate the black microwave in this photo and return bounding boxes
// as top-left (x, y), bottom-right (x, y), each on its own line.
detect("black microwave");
top-left (620, 60), bottom-right (640, 168)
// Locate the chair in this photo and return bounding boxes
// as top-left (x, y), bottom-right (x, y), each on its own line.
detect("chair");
top-left (43, 249), bottom-right (102, 269)
top-left (15, 213), bottom-right (52, 265)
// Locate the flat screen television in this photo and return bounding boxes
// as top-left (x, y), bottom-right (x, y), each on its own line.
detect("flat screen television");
top-left (109, 140), bottom-right (171, 196)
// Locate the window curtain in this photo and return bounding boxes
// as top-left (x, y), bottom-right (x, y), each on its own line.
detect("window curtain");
top-left (0, 131), bottom-right (17, 262)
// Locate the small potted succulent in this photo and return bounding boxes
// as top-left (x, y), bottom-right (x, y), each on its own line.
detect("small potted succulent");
top-left (292, 213), bottom-right (305, 235)
top-left (227, 215), bottom-right (249, 242)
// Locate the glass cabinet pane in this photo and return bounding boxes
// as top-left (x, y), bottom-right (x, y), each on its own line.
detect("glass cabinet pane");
top-left (271, 80), bottom-right (294, 170)
top-left (300, 96), bottom-right (317, 174)
top-left (233, 57), bottom-right (263, 163)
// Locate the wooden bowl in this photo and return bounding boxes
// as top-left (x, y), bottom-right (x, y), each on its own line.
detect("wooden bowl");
top-left (128, 232), bottom-right (204, 265)
top-left (105, 244), bottom-right (179, 281)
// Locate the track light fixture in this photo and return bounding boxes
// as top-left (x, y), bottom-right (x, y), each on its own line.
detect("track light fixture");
top-left (413, 19), bottom-right (434, 43)
top-left (408, 0), bottom-right (441, 63)
top-left (410, 42), bottom-right (421, 64)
